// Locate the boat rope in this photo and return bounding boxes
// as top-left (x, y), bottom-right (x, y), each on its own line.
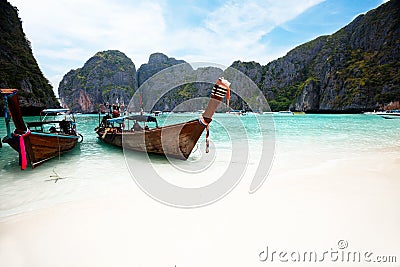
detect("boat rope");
top-left (78, 133), bottom-right (84, 143)
top-left (3, 90), bottom-right (17, 138)
top-left (12, 129), bottom-right (31, 170)
top-left (198, 78), bottom-right (231, 154)
top-left (199, 116), bottom-right (210, 153)
top-left (57, 134), bottom-right (61, 161)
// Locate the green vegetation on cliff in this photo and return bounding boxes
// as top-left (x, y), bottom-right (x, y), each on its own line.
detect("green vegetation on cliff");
top-left (232, 0), bottom-right (400, 112)
top-left (0, 0), bottom-right (58, 114)
top-left (58, 50), bottom-right (137, 113)
top-left (59, 0), bottom-right (400, 113)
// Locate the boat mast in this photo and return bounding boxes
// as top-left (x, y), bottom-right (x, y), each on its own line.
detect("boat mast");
top-left (139, 88), bottom-right (143, 115)
top-left (226, 87), bottom-right (231, 112)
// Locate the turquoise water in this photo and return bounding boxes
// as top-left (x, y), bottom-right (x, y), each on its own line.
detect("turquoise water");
top-left (0, 113), bottom-right (399, 217)
top-left (273, 114), bottom-right (400, 152)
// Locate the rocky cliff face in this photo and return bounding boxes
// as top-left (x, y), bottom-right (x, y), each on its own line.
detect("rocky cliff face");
top-left (148, 67), bottom-right (224, 112)
top-left (0, 0), bottom-right (59, 115)
top-left (136, 55), bottom-right (249, 112)
top-left (137, 53), bottom-right (185, 87)
top-left (58, 50), bottom-right (137, 113)
top-left (59, 52), bottom-right (191, 113)
top-left (232, 0), bottom-right (400, 112)
top-left (59, 1), bottom-right (399, 113)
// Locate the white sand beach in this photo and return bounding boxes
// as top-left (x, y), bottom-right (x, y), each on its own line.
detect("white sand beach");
top-left (1, 0), bottom-right (399, 265)
top-left (1, 140), bottom-right (399, 267)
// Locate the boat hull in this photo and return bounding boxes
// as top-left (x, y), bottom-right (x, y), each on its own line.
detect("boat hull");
top-left (95, 77), bottom-right (231, 160)
top-left (378, 114), bottom-right (400, 119)
top-left (96, 119), bottom-right (206, 160)
top-left (4, 132), bottom-right (79, 168)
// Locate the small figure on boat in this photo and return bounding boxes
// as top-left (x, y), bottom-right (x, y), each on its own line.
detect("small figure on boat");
top-left (49, 126), bottom-right (57, 133)
top-left (112, 104), bottom-right (120, 118)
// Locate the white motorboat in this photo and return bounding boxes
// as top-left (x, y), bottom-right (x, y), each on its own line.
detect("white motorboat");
top-left (376, 110), bottom-right (400, 119)
top-left (277, 110), bottom-right (294, 115)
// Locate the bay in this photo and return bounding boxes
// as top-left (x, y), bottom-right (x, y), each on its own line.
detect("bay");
top-left (0, 113), bottom-right (399, 217)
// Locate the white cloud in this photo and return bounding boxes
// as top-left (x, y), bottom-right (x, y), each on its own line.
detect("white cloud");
top-left (9, 0), bottom-right (167, 95)
top-left (8, 0), bottom-right (324, 96)
top-left (11, 0), bottom-right (166, 61)
top-left (164, 0), bottom-right (325, 65)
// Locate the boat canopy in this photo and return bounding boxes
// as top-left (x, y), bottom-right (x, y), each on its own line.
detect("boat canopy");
top-left (0, 88), bottom-right (18, 95)
top-left (41, 108), bottom-right (70, 114)
top-left (106, 117), bottom-right (125, 124)
top-left (125, 115), bottom-right (157, 123)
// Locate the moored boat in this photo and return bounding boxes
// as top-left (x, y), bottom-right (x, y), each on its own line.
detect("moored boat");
top-left (1, 89), bottom-right (82, 169)
top-left (226, 109), bottom-right (246, 115)
top-left (277, 110), bottom-right (294, 115)
top-left (95, 77), bottom-right (231, 159)
top-left (376, 110), bottom-right (400, 119)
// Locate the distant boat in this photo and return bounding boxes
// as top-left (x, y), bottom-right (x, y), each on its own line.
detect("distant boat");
top-left (95, 77), bottom-right (231, 160)
top-left (226, 109), bottom-right (246, 115)
top-left (277, 110), bottom-right (294, 115)
top-left (376, 110), bottom-right (400, 119)
top-left (262, 111), bottom-right (296, 115)
top-left (1, 89), bottom-right (82, 169)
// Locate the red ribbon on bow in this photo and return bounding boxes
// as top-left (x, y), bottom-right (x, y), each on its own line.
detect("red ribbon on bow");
top-left (14, 129), bottom-right (31, 170)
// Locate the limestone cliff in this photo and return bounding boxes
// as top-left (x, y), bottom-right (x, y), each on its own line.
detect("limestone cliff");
top-left (59, 0), bottom-right (400, 113)
top-left (136, 54), bottom-right (250, 111)
top-left (137, 53), bottom-right (185, 87)
top-left (58, 50), bottom-right (137, 113)
top-left (0, 0), bottom-right (59, 115)
top-left (232, 0), bottom-right (400, 112)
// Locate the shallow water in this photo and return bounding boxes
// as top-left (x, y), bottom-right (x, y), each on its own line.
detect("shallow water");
top-left (0, 113), bottom-right (399, 217)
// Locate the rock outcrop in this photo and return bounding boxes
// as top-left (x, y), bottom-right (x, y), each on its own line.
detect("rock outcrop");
top-left (59, 0), bottom-right (400, 113)
top-left (232, 0), bottom-right (400, 112)
top-left (136, 54), bottom-right (254, 112)
top-left (148, 66), bottom-right (224, 112)
top-left (137, 53), bottom-right (185, 87)
top-left (58, 50), bottom-right (137, 113)
top-left (0, 0), bottom-right (59, 115)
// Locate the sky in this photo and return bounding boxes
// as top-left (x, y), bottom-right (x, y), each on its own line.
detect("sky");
top-left (8, 0), bottom-right (389, 97)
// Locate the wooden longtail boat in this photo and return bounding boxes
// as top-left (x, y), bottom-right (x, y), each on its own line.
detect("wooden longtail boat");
top-left (95, 77), bottom-right (231, 159)
top-left (1, 89), bottom-right (82, 169)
